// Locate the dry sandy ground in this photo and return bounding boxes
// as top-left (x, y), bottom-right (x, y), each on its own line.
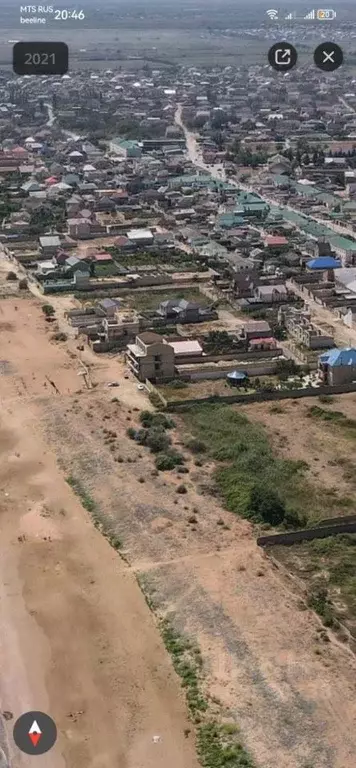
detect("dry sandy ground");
top-left (0, 297), bottom-right (198, 768)
top-left (37, 361), bottom-right (356, 763)
top-left (2, 296), bottom-right (356, 768)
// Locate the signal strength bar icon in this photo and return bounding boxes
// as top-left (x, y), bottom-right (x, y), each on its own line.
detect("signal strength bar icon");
top-left (304, 9), bottom-right (315, 18)
top-left (285, 11), bottom-right (296, 18)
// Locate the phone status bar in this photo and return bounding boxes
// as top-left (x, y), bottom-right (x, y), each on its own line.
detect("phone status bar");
top-left (266, 9), bottom-right (337, 21)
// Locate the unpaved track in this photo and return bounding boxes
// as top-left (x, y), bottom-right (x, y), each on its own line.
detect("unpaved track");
top-left (0, 297), bottom-right (198, 768)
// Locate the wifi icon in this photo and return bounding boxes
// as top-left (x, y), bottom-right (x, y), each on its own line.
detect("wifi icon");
top-left (266, 8), bottom-right (279, 19)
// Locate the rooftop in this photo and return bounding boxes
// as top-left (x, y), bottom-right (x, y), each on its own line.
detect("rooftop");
top-left (137, 331), bottom-right (163, 345)
top-left (169, 340), bottom-right (203, 356)
top-left (319, 347), bottom-right (356, 367)
top-left (306, 257), bottom-right (341, 270)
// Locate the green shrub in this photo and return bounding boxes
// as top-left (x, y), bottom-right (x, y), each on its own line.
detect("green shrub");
top-left (42, 303), bottom-right (55, 317)
top-left (146, 427), bottom-right (171, 454)
top-left (270, 404), bottom-right (284, 414)
top-left (155, 450), bottom-right (184, 471)
top-left (126, 427), bottom-right (136, 439)
top-left (186, 438), bottom-right (207, 454)
top-left (247, 485), bottom-right (286, 526)
top-left (276, 358), bottom-right (300, 380)
top-left (307, 585), bottom-right (336, 627)
top-left (139, 410), bottom-right (175, 429)
top-left (182, 404), bottom-right (318, 527)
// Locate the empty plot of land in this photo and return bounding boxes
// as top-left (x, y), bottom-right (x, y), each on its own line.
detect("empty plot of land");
top-left (240, 396), bottom-right (356, 509)
top-left (0, 297), bottom-right (198, 768)
top-left (40, 386), bottom-right (356, 768)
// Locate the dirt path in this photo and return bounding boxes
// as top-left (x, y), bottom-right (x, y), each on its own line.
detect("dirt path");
top-left (0, 297), bottom-right (198, 768)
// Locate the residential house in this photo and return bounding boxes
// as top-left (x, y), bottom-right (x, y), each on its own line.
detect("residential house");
top-left (158, 298), bottom-right (201, 323)
top-left (240, 320), bottom-right (272, 342)
top-left (231, 271), bottom-right (258, 298)
top-left (264, 235), bottom-right (288, 251)
top-left (64, 255), bottom-right (90, 278)
top-left (168, 339), bottom-right (203, 359)
top-left (127, 228), bottom-right (154, 246)
top-left (319, 347), bottom-right (356, 386)
top-left (109, 138), bottom-right (142, 158)
top-left (254, 284), bottom-right (288, 303)
top-left (96, 298), bottom-right (121, 317)
top-left (67, 218), bottom-right (91, 239)
top-left (126, 331), bottom-right (175, 381)
top-left (39, 235), bottom-right (61, 256)
top-left (279, 306), bottom-right (334, 349)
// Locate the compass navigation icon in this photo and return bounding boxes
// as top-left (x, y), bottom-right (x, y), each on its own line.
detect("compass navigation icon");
top-left (13, 711), bottom-right (57, 755)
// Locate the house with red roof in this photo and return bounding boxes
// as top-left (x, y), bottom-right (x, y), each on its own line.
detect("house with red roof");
top-left (264, 235), bottom-right (288, 251)
top-left (93, 252), bottom-right (113, 264)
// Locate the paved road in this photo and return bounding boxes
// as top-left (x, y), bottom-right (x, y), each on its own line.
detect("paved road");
top-left (174, 104), bottom-right (356, 243)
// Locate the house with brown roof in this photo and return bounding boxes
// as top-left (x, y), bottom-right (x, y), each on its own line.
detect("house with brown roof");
top-left (126, 331), bottom-right (175, 381)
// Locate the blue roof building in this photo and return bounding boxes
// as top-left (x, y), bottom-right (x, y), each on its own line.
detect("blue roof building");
top-left (306, 256), bottom-right (341, 270)
top-left (319, 347), bottom-right (356, 386)
top-left (319, 348), bottom-right (356, 367)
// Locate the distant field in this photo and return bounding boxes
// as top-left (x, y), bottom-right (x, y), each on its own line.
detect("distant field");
top-left (0, 28), bottom-right (331, 69)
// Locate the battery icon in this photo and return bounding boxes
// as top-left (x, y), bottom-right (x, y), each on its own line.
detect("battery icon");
top-left (317, 9), bottom-right (336, 19)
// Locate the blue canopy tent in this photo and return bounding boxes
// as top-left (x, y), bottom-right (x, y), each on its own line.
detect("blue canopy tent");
top-left (226, 370), bottom-right (248, 388)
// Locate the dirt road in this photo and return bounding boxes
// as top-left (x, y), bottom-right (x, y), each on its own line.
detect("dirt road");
top-left (0, 297), bottom-right (198, 768)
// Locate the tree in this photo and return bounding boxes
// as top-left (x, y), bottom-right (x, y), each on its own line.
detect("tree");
top-left (248, 485), bottom-right (286, 525)
top-left (276, 359), bottom-right (299, 380)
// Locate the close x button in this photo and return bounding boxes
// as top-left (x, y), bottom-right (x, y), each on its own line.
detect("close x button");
top-left (314, 42), bottom-right (343, 72)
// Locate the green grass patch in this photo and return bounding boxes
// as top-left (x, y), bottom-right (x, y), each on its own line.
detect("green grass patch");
top-left (307, 406), bottom-right (356, 436)
top-left (276, 535), bottom-right (356, 641)
top-left (181, 404), bottom-right (340, 527)
top-left (105, 246), bottom-right (202, 272)
top-left (160, 619), bottom-right (256, 767)
top-left (307, 535), bottom-right (356, 617)
top-left (121, 287), bottom-right (210, 313)
top-left (197, 722), bottom-right (255, 768)
top-left (160, 618), bottom-right (207, 717)
top-left (66, 475), bottom-right (122, 551)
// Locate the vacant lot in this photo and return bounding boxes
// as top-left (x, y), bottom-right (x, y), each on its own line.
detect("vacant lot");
top-left (0, 297), bottom-right (198, 768)
top-left (121, 287), bottom-right (211, 312)
top-left (274, 535), bottom-right (356, 646)
top-left (38, 382), bottom-right (356, 766)
top-left (240, 396), bottom-right (356, 508)
top-left (2, 286), bottom-right (356, 768)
